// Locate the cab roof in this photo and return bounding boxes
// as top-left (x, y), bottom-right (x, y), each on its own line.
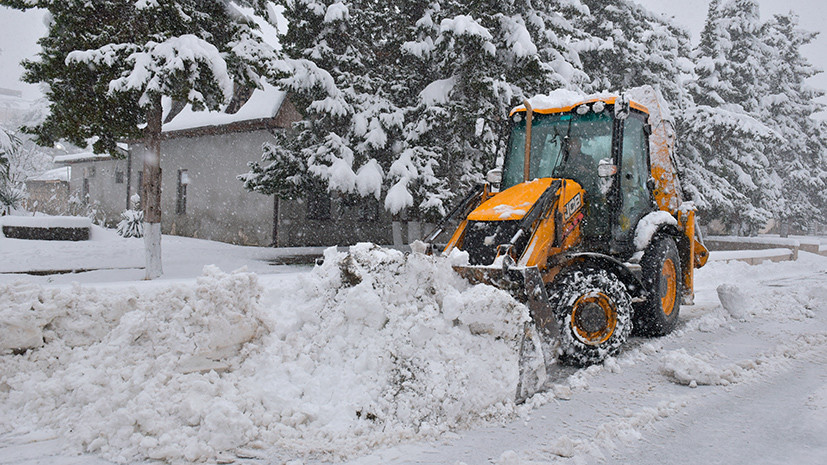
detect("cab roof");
top-left (509, 91), bottom-right (649, 117)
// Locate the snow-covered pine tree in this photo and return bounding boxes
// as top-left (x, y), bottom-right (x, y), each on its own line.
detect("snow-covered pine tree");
top-left (676, 106), bottom-right (780, 233)
top-left (242, 0), bottom-right (412, 241)
top-left (758, 12), bottom-right (827, 233)
top-left (244, 0), bottom-right (588, 237)
top-left (3, 0), bottom-right (275, 277)
top-left (679, 0), bottom-right (783, 234)
top-left (575, 0), bottom-right (694, 106)
top-left (689, 0), bottom-right (769, 112)
top-left (397, 0), bottom-right (589, 220)
top-left (0, 126), bottom-right (12, 177)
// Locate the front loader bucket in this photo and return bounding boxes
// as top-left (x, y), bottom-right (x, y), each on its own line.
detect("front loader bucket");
top-left (453, 264), bottom-right (562, 402)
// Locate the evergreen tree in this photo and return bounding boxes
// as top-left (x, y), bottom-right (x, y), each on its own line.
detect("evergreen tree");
top-left (758, 13), bottom-right (827, 232)
top-left (688, 0), bottom-right (767, 112)
top-left (244, 0), bottom-right (408, 208)
top-left (244, 0), bottom-right (589, 223)
top-left (1, 0), bottom-right (276, 277)
top-left (676, 106), bottom-right (780, 233)
top-left (398, 0), bottom-right (590, 218)
top-left (575, 0), bottom-right (694, 106)
top-left (0, 125), bottom-right (23, 214)
top-left (679, 0), bottom-right (783, 233)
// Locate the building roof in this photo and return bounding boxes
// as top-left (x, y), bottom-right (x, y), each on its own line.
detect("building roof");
top-left (28, 166), bottom-right (71, 182)
top-left (162, 81), bottom-right (287, 135)
top-left (53, 152), bottom-right (113, 164)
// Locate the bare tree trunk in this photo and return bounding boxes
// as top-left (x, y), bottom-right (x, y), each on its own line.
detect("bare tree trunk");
top-left (143, 94), bottom-right (163, 279)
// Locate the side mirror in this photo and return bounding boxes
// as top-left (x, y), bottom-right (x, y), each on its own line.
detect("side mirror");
top-left (597, 159), bottom-right (617, 178)
top-left (486, 167), bottom-right (503, 184)
top-left (615, 93), bottom-right (630, 119)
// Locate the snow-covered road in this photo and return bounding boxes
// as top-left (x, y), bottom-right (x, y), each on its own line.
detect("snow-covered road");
top-left (1, 231), bottom-right (825, 465)
top-left (341, 254), bottom-right (827, 465)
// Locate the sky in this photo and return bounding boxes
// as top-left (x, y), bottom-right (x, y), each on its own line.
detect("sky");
top-left (1, 1), bottom-right (826, 102)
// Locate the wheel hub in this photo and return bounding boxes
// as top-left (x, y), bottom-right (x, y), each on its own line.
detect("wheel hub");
top-left (574, 302), bottom-right (608, 333)
top-left (570, 292), bottom-right (618, 345)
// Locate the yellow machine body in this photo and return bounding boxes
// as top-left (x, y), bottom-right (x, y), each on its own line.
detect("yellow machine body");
top-left (445, 90), bottom-right (708, 300)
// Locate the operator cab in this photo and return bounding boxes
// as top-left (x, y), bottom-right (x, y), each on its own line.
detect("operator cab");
top-left (503, 97), bottom-right (655, 256)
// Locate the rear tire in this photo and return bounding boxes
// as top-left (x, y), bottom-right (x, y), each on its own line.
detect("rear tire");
top-left (634, 236), bottom-right (682, 337)
top-left (548, 268), bottom-right (633, 366)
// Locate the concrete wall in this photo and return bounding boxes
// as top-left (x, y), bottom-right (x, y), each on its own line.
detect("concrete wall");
top-left (66, 158), bottom-right (130, 226)
top-left (141, 129), bottom-right (276, 246)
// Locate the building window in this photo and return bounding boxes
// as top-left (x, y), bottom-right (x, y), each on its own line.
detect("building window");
top-left (176, 169), bottom-right (189, 215)
top-left (306, 189), bottom-right (331, 220)
top-left (115, 169), bottom-right (124, 184)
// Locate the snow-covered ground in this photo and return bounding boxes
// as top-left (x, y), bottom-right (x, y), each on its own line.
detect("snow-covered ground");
top-left (0, 225), bottom-right (314, 285)
top-left (1, 229), bottom-right (825, 465)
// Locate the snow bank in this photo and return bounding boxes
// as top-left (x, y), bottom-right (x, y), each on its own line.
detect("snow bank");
top-left (0, 266), bottom-right (265, 463)
top-left (0, 215), bottom-right (92, 229)
top-left (1, 245), bottom-right (532, 463)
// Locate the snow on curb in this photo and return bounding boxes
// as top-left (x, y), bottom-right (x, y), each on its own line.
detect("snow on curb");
top-left (1, 244), bottom-right (534, 463)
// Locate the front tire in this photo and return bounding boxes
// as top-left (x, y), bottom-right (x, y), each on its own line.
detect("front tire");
top-left (548, 268), bottom-right (633, 366)
top-left (634, 236), bottom-right (682, 337)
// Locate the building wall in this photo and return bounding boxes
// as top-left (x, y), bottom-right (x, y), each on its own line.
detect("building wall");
top-left (66, 158), bottom-right (130, 226)
top-left (136, 129), bottom-right (277, 246)
top-left (65, 126), bottom-right (396, 247)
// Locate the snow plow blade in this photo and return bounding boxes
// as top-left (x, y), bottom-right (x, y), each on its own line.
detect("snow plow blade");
top-left (452, 264), bottom-right (561, 402)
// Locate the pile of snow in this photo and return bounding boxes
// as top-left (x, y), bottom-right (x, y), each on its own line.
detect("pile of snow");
top-left (659, 349), bottom-right (745, 387)
top-left (0, 267), bottom-right (263, 462)
top-left (716, 283), bottom-right (751, 319)
top-left (244, 244), bottom-right (530, 457)
top-left (0, 244), bottom-right (533, 463)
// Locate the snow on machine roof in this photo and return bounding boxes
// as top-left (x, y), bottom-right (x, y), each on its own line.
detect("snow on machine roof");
top-left (509, 89), bottom-right (649, 116)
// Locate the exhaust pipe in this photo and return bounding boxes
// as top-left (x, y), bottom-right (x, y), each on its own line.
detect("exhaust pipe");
top-left (523, 99), bottom-right (533, 183)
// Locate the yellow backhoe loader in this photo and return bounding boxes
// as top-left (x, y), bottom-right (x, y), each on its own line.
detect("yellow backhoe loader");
top-left (423, 86), bottom-right (709, 399)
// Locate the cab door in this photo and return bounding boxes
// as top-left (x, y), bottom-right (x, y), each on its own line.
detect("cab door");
top-left (613, 114), bottom-right (654, 247)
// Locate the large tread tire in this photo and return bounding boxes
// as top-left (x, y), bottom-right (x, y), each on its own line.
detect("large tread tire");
top-left (548, 268), bottom-right (633, 366)
top-left (634, 236), bottom-right (682, 337)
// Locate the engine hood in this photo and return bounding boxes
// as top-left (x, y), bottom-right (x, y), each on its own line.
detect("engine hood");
top-left (467, 178), bottom-right (560, 222)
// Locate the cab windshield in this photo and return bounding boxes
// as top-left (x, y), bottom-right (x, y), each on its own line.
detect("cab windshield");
top-left (502, 110), bottom-right (614, 191)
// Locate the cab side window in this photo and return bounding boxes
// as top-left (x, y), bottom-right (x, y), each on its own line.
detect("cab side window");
top-left (617, 115), bottom-right (652, 240)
